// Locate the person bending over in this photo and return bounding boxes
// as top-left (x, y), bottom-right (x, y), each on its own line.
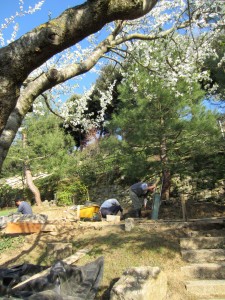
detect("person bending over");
top-left (129, 182), bottom-right (156, 218)
top-left (100, 198), bottom-right (123, 218)
top-left (15, 196), bottom-right (33, 215)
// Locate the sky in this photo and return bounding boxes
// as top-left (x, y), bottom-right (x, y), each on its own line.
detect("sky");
top-left (0, 1), bottom-right (224, 114)
top-left (0, 0), bottom-right (85, 39)
top-left (0, 0), bottom-right (98, 94)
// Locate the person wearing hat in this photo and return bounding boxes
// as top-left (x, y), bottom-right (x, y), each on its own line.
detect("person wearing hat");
top-left (129, 182), bottom-right (156, 218)
top-left (15, 196), bottom-right (33, 215)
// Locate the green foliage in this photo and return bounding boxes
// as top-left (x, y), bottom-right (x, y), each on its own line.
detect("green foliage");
top-left (2, 42), bottom-right (224, 203)
top-left (62, 40), bottom-right (224, 189)
top-left (56, 178), bottom-right (89, 206)
top-left (24, 112), bottom-right (75, 176)
top-left (99, 136), bottom-right (156, 183)
top-left (106, 42), bottom-right (224, 184)
top-left (34, 174), bottom-right (60, 200)
top-left (56, 190), bottom-right (73, 206)
top-left (2, 104), bottom-right (77, 201)
top-left (73, 139), bottom-right (124, 189)
top-left (4, 106), bottom-right (75, 178)
top-left (203, 34), bottom-right (225, 98)
top-left (0, 235), bottom-right (25, 252)
top-left (0, 208), bottom-right (14, 216)
top-left (0, 183), bottom-right (20, 208)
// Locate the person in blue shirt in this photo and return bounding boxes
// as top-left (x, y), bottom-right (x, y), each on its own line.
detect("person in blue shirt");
top-left (129, 182), bottom-right (156, 218)
top-left (15, 196), bottom-right (33, 215)
top-left (100, 198), bottom-right (123, 218)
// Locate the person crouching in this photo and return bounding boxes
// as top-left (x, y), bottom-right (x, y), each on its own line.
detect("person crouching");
top-left (100, 198), bottom-right (123, 219)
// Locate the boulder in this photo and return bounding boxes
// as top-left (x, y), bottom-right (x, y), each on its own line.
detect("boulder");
top-left (110, 266), bottom-right (167, 300)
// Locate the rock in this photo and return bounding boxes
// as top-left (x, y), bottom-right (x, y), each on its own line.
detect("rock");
top-left (106, 215), bottom-right (121, 224)
top-left (46, 242), bottom-right (73, 261)
top-left (42, 200), bottom-right (50, 206)
top-left (125, 218), bottom-right (135, 232)
top-left (110, 266), bottom-right (167, 300)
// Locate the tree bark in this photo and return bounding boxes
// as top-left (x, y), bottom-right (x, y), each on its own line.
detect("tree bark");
top-left (159, 116), bottom-right (171, 200)
top-left (0, 0), bottom-right (158, 136)
top-left (24, 165), bottom-right (42, 206)
top-left (0, 0), bottom-right (158, 173)
top-left (0, 24), bottom-right (123, 171)
top-left (22, 132), bottom-right (42, 206)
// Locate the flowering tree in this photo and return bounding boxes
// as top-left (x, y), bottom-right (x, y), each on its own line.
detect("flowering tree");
top-left (108, 38), bottom-right (222, 197)
top-left (0, 0), bottom-right (224, 172)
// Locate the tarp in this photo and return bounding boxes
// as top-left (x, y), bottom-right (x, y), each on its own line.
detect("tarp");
top-left (0, 257), bottom-right (104, 299)
top-left (0, 214), bottom-right (48, 229)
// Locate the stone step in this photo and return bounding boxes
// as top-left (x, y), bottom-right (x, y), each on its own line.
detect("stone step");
top-left (199, 298), bottom-right (225, 300)
top-left (188, 221), bottom-right (225, 231)
top-left (180, 237), bottom-right (225, 250)
top-left (181, 263), bottom-right (225, 279)
top-left (137, 218), bottom-right (225, 232)
top-left (185, 280), bottom-right (225, 297)
top-left (185, 228), bottom-right (225, 238)
top-left (181, 249), bottom-right (225, 263)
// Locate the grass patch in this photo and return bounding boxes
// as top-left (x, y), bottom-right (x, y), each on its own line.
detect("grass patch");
top-left (0, 235), bottom-right (25, 252)
top-left (72, 226), bottom-right (183, 299)
top-left (0, 208), bottom-right (15, 216)
top-left (0, 224), bottom-right (196, 299)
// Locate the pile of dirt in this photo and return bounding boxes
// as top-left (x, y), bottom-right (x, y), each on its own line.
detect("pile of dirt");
top-left (33, 206), bottom-right (71, 220)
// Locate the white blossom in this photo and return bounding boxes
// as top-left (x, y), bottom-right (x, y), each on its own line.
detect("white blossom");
top-left (1, 0), bottom-right (224, 128)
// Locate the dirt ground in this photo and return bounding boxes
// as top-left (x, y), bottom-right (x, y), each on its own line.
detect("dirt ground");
top-left (0, 200), bottom-right (224, 299)
top-left (1, 199), bottom-right (224, 268)
top-left (31, 197), bottom-right (225, 221)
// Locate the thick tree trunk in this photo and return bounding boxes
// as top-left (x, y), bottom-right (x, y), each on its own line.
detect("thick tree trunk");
top-left (159, 117), bottom-right (171, 200)
top-left (0, 0), bottom-right (158, 172)
top-left (0, 0), bottom-right (158, 136)
top-left (0, 28), bottom-right (118, 171)
top-left (161, 169), bottom-right (171, 201)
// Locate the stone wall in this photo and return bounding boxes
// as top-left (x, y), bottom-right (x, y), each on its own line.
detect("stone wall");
top-left (89, 176), bottom-right (225, 207)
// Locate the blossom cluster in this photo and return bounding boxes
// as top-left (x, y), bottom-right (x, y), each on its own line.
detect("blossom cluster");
top-left (1, 0), bottom-right (225, 133)
top-left (0, 0), bottom-right (45, 46)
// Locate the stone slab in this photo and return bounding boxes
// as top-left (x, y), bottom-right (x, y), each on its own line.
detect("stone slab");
top-left (106, 215), bottom-right (120, 223)
top-left (125, 218), bottom-right (135, 232)
top-left (185, 279), bottom-right (225, 297)
top-left (181, 249), bottom-right (225, 263)
top-left (138, 218), bottom-right (225, 232)
top-left (110, 266), bottom-right (167, 300)
top-left (180, 237), bottom-right (225, 250)
top-left (181, 263), bottom-right (225, 279)
top-left (46, 242), bottom-right (72, 260)
top-left (41, 223), bottom-right (76, 232)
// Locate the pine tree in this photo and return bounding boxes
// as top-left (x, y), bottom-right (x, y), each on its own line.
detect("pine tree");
top-left (108, 61), bottom-right (223, 199)
top-left (2, 106), bottom-right (76, 202)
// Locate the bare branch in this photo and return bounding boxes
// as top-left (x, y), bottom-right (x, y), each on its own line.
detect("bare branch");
top-left (112, 21), bottom-right (190, 46)
top-left (102, 55), bottom-right (124, 68)
top-left (41, 94), bottom-right (64, 121)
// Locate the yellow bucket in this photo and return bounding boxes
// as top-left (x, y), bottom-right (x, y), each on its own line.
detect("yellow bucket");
top-left (79, 205), bottom-right (100, 219)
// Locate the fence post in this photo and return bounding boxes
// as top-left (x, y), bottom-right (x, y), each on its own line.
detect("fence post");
top-left (151, 193), bottom-right (161, 220)
top-left (180, 193), bottom-right (188, 221)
